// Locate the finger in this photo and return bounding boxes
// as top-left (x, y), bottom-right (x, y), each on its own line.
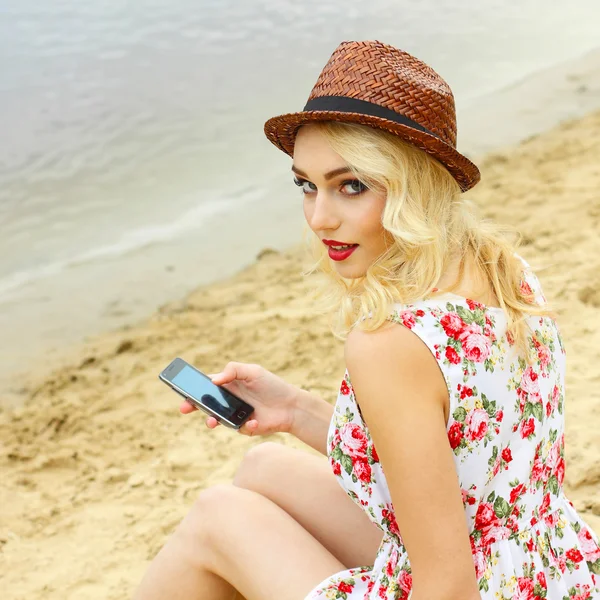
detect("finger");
top-left (179, 400), bottom-right (198, 414)
top-left (214, 362), bottom-right (253, 385)
top-left (206, 416), bottom-right (220, 428)
top-left (241, 419), bottom-right (259, 436)
top-left (208, 371), bottom-right (228, 384)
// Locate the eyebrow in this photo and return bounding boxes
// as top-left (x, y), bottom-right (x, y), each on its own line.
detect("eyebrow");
top-left (291, 165), bottom-right (353, 181)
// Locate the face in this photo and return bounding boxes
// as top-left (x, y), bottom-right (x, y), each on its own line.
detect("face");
top-left (292, 124), bottom-right (390, 278)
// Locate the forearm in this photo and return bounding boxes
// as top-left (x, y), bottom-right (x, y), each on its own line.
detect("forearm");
top-left (289, 387), bottom-right (334, 454)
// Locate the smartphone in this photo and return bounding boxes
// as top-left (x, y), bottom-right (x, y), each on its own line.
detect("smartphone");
top-left (159, 357), bottom-right (254, 429)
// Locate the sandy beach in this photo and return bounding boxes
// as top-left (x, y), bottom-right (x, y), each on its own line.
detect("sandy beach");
top-left (2, 101), bottom-right (600, 599)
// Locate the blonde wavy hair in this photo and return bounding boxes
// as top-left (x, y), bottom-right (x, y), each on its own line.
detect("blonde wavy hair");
top-left (300, 121), bottom-right (556, 366)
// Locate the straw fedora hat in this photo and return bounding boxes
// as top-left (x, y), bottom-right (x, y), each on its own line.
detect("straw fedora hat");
top-left (264, 40), bottom-right (480, 192)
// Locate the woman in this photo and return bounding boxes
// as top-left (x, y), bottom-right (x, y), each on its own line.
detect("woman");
top-left (134, 40), bottom-right (600, 600)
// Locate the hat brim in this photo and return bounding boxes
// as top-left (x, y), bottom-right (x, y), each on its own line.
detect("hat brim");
top-left (264, 110), bottom-right (480, 192)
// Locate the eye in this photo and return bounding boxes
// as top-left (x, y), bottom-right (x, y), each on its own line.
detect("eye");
top-left (341, 179), bottom-right (367, 196)
top-left (293, 177), bottom-right (317, 194)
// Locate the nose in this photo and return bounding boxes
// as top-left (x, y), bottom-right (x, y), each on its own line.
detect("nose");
top-left (306, 191), bottom-right (340, 232)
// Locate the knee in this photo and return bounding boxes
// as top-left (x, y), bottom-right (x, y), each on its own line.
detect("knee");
top-left (177, 484), bottom-right (238, 561)
top-left (232, 441), bottom-right (287, 490)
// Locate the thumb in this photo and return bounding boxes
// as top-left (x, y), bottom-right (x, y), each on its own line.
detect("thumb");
top-left (212, 362), bottom-right (247, 385)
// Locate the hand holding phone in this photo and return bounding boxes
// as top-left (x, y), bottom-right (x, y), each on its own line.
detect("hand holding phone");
top-left (174, 361), bottom-right (300, 437)
top-left (160, 358), bottom-right (255, 429)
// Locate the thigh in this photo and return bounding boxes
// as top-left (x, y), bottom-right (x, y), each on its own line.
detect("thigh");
top-left (233, 442), bottom-right (383, 568)
top-left (189, 484), bottom-right (347, 600)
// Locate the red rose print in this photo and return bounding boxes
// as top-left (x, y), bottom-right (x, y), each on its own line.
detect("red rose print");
top-left (382, 506), bottom-right (401, 537)
top-left (340, 380), bottom-right (350, 396)
top-left (475, 502), bottom-right (499, 530)
top-left (526, 537), bottom-right (535, 552)
top-left (440, 312), bottom-right (465, 339)
top-left (461, 488), bottom-right (469, 503)
top-left (386, 548), bottom-right (398, 577)
top-left (472, 546), bottom-right (487, 579)
top-left (399, 310), bottom-right (416, 329)
top-left (353, 456), bottom-right (372, 483)
top-left (398, 570), bottom-right (413, 597)
top-left (445, 345), bottom-right (461, 364)
top-left (539, 493), bottom-right (550, 515)
top-left (340, 422), bottom-right (369, 456)
top-left (556, 457), bottom-right (565, 486)
top-left (520, 279), bottom-right (534, 301)
top-left (370, 444), bottom-right (379, 463)
top-left (458, 323), bottom-right (492, 363)
top-left (531, 454), bottom-right (544, 483)
top-left (466, 298), bottom-right (484, 311)
top-left (416, 309), bottom-right (425, 317)
top-left (552, 384), bottom-right (560, 407)
top-left (577, 528), bottom-right (600, 562)
top-left (466, 408), bottom-right (489, 442)
top-left (496, 410), bottom-right (504, 422)
top-left (448, 421), bottom-right (463, 449)
top-left (515, 576), bottom-right (535, 600)
top-left (501, 447), bottom-right (513, 463)
top-left (536, 571), bottom-right (547, 588)
top-left (566, 548), bottom-right (584, 563)
top-left (520, 417), bottom-right (536, 439)
top-left (482, 524), bottom-right (511, 546)
top-left (520, 367), bottom-right (540, 397)
top-left (332, 461), bottom-right (341, 476)
top-left (510, 483), bottom-right (526, 504)
top-left (338, 581), bottom-right (353, 594)
top-left (460, 385), bottom-right (474, 399)
top-left (492, 455), bottom-right (502, 477)
top-left (507, 514), bottom-right (519, 533)
top-left (547, 443), bottom-right (560, 471)
top-left (537, 344), bottom-right (551, 370)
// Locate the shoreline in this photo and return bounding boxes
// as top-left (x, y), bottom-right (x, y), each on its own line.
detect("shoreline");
top-left (2, 81), bottom-right (600, 600)
top-left (2, 46), bottom-right (600, 408)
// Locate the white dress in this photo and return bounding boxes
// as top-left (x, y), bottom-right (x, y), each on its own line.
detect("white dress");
top-left (305, 260), bottom-right (600, 599)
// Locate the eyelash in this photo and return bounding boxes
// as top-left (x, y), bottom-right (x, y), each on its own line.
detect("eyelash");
top-left (293, 177), bottom-right (367, 196)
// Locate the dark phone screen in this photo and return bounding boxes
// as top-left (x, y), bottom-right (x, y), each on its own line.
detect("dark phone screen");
top-left (171, 365), bottom-right (244, 418)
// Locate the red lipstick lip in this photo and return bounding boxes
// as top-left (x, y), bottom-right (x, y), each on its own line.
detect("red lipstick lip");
top-left (322, 239), bottom-right (358, 247)
top-left (327, 245), bottom-right (358, 262)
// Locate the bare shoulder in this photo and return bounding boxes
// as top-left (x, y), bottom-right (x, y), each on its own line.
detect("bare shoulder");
top-left (345, 319), bottom-right (433, 368)
top-left (344, 322), bottom-right (449, 424)
top-left (344, 320), bottom-right (447, 410)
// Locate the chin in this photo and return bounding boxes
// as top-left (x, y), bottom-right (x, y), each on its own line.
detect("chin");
top-left (332, 263), bottom-right (368, 279)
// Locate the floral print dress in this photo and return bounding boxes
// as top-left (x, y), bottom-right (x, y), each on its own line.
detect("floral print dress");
top-left (304, 259), bottom-right (600, 600)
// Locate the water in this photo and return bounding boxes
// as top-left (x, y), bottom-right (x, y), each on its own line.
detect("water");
top-left (1, 0), bottom-right (600, 401)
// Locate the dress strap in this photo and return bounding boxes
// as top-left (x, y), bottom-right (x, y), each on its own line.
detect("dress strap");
top-left (515, 253), bottom-right (547, 307)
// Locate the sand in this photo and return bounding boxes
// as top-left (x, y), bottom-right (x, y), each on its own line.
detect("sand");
top-left (2, 106), bottom-right (600, 598)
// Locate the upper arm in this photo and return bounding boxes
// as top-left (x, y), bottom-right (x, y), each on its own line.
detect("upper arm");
top-left (344, 322), bottom-right (479, 597)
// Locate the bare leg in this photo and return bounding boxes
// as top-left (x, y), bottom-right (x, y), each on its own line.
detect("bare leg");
top-left (133, 442), bottom-right (382, 599)
top-left (133, 509), bottom-right (238, 600)
top-left (232, 442), bottom-right (383, 567)
top-left (134, 484), bottom-right (346, 600)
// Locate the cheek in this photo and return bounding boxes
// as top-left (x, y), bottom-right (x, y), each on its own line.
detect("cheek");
top-left (360, 196), bottom-right (387, 240)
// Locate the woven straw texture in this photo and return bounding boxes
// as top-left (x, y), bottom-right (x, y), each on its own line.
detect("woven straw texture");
top-left (264, 40), bottom-right (481, 192)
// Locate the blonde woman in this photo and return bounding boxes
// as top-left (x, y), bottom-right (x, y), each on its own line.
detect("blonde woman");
top-left (134, 40), bottom-right (600, 600)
